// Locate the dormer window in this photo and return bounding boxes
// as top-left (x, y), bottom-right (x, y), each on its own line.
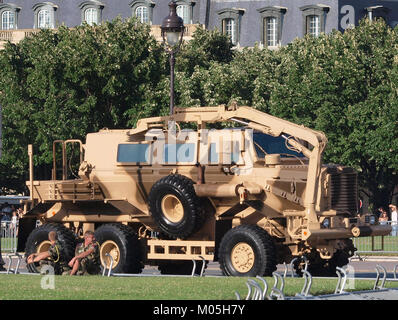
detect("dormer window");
top-left (33, 2), bottom-right (57, 29)
top-left (217, 8), bottom-right (244, 46)
top-left (79, 1), bottom-right (104, 26)
top-left (0, 4), bottom-right (20, 30)
top-left (300, 5), bottom-right (329, 37)
top-left (130, 0), bottom-right (155, 24)
top-left (257, 6), bottom-right (286, 49)
top-left (175, 1), bottom-right (195, 25)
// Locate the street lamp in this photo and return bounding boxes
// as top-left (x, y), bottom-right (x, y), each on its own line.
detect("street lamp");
top-left (161, 0), bottom-right (184, 116)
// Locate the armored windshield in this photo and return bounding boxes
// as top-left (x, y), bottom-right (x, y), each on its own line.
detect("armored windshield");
top-left (253, 132), bottom-right (305, 159)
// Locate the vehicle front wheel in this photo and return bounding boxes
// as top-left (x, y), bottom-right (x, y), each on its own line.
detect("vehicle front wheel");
top-left (219, 225), bottom-right (277, 277)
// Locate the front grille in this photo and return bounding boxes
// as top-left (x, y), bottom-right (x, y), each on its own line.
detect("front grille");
top-left (328, 169), bottom-right (358, 215)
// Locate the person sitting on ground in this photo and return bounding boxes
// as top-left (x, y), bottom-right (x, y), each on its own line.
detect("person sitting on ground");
top-left (26, 231), bottom-right (71, 275)
top-left (68, 230), bottom-right (100, 276)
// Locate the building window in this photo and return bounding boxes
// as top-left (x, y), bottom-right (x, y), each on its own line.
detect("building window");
top-left (307, 15), bottom-right (320, 37)
top-left (175, 1), bottom-right (194, 25)
top-left (0, 4), bottom-right (20, 30)
top-left (84, 8), bottom-right (98, 25)
top-left (217, 8), bottom-right (244, 46)
top-left (130, 0), bottom-right (155, 25)
top-left (33, 2), bottom-right (57, 29)
top-left (176, 5), bottom-right (189, 24)
top-left (266, 17), bottom-right (277, 47)
top-left (79, 1), bottom-right (104, 26)
top-left (257, 6), bottom-right (286, 48)
top-left (2, 11), bottom-right (14, 30)
top-left (38, 9), bottom-right (51, 28)
top-left (300, 5), bottom-right (329, 37)
top-left (135, 6), bottom-right (148, 23)
top-left (223, 18), bottom-right (236, 44)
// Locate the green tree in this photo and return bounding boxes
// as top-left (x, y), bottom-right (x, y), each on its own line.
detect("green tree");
top-left (176, 27), bottom-right (233, 76)
top-left (0, 18), bottom-right (166, 193)
top-left (174, 27), bottom-right (234, 108)
top-left (176, 45), bottom-right (278, 107)
top-left (258, 19), bottom-right (398, 210)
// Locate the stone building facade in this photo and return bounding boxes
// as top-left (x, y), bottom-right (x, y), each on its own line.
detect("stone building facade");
top-left (0, 0), bottom-right (398, 48)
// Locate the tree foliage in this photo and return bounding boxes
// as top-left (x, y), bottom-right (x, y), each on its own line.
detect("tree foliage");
top-left (176, 27), bottom-right (233, 76)
top-left (0, 18), bottom-right (166, 193)
top-left (265, 19), bottom-right (398, 209)
top-left (0, 18), bottom-right (396, 211)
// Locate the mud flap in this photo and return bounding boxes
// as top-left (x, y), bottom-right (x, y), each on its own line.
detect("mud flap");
top-left (17, 217), bottom-right (38, 252)
top-left (214, 219), bottom-right (232, 261)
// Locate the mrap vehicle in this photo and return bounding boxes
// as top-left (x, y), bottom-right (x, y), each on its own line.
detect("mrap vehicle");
top-left (18, 104), bottom-right (391, 276)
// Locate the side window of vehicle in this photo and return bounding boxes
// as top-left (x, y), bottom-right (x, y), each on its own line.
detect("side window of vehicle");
top-left (117, 143), bottom-right (151, 164)
top-left (204, 130), bottom-right (244, 165)
top-left (163, 143), bottom-right (196, 164)
top-left (208, 143), bottom-right (218, 164)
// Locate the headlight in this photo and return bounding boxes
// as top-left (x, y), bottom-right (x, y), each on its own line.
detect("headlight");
top-left (369, 215), bottom-right (376, 225)
top-left (322, 218), bottom-right (330, 228)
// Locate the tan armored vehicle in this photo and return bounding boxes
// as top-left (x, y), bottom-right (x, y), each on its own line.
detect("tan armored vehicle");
top-left (18, 104), bottom-right (391, 276)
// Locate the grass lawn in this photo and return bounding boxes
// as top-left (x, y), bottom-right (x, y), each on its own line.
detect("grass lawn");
top-left (1, 274), bottom-right (398, 300)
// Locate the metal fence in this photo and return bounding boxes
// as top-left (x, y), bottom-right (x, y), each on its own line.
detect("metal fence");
top-left (353, 235), bottom-right (398, 254)
top-left (1, 221), bottom-right (18, 254)
top-left (352, 221), bottom-right (398, 255)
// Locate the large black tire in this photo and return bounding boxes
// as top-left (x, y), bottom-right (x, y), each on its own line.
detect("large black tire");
top-left (25, 223), bottom-right (77, 274)
top-left (148, 174), bottom-right (205, 239)
top-left (219, 225), bottom-right (277, 277)
top-left (158, 260), bottom-right (208, 275)
top-left (94, 223), bottom-right (143, 274)
top-left (294, 252), bottom-right (350, 277)
top-left (294, 240), bottom-right (355, 277)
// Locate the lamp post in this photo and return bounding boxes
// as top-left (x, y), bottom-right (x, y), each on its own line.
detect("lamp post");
top-left (161, 0), bottom-right (185, 116)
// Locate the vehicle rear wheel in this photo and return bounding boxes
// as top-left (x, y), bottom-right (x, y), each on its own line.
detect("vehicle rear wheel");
top-left (94, 223), bottom-right (143, 274)
top-left (148, 174), bottom-right (205, 239)
top-left (219, 225), bottom-right (277, 277)
top-left (25, 223), bottom-right (77, 274)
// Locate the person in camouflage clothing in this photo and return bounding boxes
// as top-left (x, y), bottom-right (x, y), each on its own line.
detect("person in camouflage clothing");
top-left (26, 231), bottom-right (71, 275)
top-left (68, 230), bottom-right (101, 276)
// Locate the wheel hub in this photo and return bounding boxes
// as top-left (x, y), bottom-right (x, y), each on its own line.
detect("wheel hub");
top-left (100, 240), bottom-right (120, 268)
top-left (231, 242), bottom-right (255, 273)
top-left (37, 240), bottom-right (51, 254)
top-left (161, 194), bottom-right (184, 223)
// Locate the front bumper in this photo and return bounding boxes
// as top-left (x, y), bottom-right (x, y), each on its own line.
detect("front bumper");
top-left (305, 224), bottom-right (392, 241)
